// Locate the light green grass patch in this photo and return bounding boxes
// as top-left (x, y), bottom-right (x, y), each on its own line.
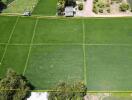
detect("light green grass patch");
top-left (85, 18), bottom-right (132, 44)
top-left (32, 0), bottom-right (57, 15)
top-left (10, 17), bottom-right (36, 44)
top-left (0, 16), bottom-right (17, 43)
top-left (86, 45), bottom-right (132, 91)
top-left (0, 45), bottom-right (29, 77)
top-left (34, 18), bottom-right (83, 43)
top-left (3, 0), bottom-right (38, 13)
top-left (25, 45), bottom-right (84, 89)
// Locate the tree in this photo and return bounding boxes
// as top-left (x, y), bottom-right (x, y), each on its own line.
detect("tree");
top-left (120, 3), bottom-right (129, 12)
top-left (0, 0), bottom-right (7, 13)
top-left (48, 81), bottom-right (87, 100)
top-left (0, 69), bottom-right (34, 100)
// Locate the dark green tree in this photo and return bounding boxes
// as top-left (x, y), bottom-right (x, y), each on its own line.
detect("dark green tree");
top-left (0, 69), bottom-right (34, 100)
top-left (48, 81), bottom-right (87, 100)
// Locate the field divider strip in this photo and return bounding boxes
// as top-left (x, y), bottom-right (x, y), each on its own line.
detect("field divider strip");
top-left (82, 19), bottom-right (87, 85)
top-left (0, 16), bottom-right (20, 64)
top-left (23, 18), bottom-right (39, 75)
top-left (1, 43), bottom-right (132, 46)
top-left (0, 89), bottom-right (132, 93)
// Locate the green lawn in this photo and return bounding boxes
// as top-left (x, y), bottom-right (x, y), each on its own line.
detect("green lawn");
top-left (0, 45), bottom-right (29, 77)
top-left (0, 16), bottom-right (132, 91)
top-left (0, 16), bottom-right (17, 43)
top-left (33, 18), bottom-right (83, 43)
top-left (32, 0), bottom-right (57, 15)
top-left (10, 17), bottom-right (36, 44)
top-left (86, 45), bottom-right (132, 91)
top-left (25, 45), bottom-right (84, 89)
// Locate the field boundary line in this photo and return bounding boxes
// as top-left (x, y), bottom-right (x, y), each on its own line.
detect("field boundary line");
top-left (82, 19), bottom-right (87, 85)
top-left (0, 16), bottom-right (20, 63)
top-left (1, 43), bottom-right (132, 46)
top-left (23, 18), bottom-right (39, 75)
top-left (0, 89), bottom-right (132, 93)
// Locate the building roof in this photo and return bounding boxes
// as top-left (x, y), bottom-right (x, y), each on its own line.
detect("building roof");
top-left (65, 6), bottom-right (74, 17)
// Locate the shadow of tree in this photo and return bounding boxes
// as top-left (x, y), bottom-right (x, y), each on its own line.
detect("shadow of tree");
top-left (0, 0), bottom-right (7, 13)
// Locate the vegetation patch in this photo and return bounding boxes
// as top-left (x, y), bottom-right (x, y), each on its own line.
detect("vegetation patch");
top-left (93, 0), bottom-right (131, 14)
top-left (2, 0), bottom-right (38, 13)
top-left (32, 0), bottom-right (57, 15)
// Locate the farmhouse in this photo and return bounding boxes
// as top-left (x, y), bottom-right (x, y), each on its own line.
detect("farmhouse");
top-left (64, 6), bottom-right (74, 17)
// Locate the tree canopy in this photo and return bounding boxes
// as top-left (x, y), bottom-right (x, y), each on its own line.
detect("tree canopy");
top-left (0, 69), bottom-right (34, 100)
top-left (48, 81), bottom-right (87, 100)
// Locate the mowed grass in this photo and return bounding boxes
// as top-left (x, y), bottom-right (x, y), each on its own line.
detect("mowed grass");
top-left (85, 18), bottom-right (132, 44)
top-left (0, 17), bottom-right (132, 91)
top-left (0, 45), bottom-right (5, 60)
top-left (86, 45), bottom-right (132, 91)
top-left (34, 18), bottom-right (83, 43)
top-left (0, 16), bottom-right (17, 43)
top-left (25, 45), bottom-right (84, 89)
top-left (0, 45), bottom-right (29, 77)
top-left (32, 0), bottom-right (57, 15)
top-left (10, 17), bottom-right (36, 44)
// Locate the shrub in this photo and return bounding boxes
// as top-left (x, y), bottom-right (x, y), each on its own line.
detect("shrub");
top-left (120, 3), bottom-right (129, 12)
top-left (78, 3), bottom-right (83, 10)
top-left (99, 8), bottom-right (103, 13)
top-left (48, 81), bottom-right (87, 100)
top-left (107, 8), bottom-right (110, 13)
top-left (93, 5), bottom-right (98, 14)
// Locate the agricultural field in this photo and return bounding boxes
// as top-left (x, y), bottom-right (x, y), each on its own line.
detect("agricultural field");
top-left (0, 16), bottom-right (132, 92)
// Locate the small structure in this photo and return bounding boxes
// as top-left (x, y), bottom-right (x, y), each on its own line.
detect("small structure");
top-left (64, 6), bottom-right (74, 17)
top-left (22, 11), bottom-right (31, 16)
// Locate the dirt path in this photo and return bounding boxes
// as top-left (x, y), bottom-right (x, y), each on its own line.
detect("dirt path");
top-left (84, 0), bottom-right (95, 16)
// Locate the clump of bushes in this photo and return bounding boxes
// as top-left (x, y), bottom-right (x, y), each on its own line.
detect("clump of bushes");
top-left (120, 3), bottom-right (129, 12)
top-left (48, 81), bottom-right (87, 100)
top-left (78, 3), bottom-right (83, 10)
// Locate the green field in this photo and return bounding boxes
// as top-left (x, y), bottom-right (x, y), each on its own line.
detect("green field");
top-left (32, 0), bottom-right (57, 15)
top-left (0, 16), bottom-right (132, 91)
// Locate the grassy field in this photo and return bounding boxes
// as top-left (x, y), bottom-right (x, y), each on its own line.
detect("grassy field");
top-left (3, 0), bottom-right (38, 13)
top-left (32, 0), bottom-right (57, 15)
top-left (0, 16), bottom-right (132, 91)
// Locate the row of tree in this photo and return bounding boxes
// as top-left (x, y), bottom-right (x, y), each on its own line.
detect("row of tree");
top-left (0, 69), bottom-right (87, 100)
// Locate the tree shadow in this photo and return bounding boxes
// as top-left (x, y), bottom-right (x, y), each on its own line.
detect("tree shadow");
top-left (0, 1), bottom-right (7, 13)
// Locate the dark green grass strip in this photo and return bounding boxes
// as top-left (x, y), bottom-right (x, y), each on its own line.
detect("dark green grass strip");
top-left (32, 0), bottom-right (57, 16)
top-left (0, 16), bottom-right (17, 43)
